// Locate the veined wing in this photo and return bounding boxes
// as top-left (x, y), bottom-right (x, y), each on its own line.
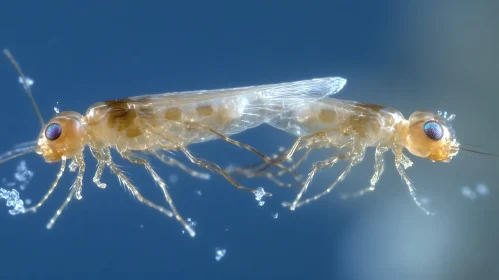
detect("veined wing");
top-left (130, 77), bottom-right (347, 144)
top-left (128, 77), bottom-right (347, 107)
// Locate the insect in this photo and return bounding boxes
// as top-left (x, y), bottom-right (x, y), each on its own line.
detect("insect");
top-left (230, 90), bottom-right (496, 214)
top-left (0, 49), bottom-right (347, 236)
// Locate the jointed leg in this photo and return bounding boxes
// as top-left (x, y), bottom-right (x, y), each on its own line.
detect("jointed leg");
top-left (121, 150), bottom-right (195, 237)
top-left (179, 146), bottom-right (272, 197)
top-left (260, 169), bottom-right (296, 188)
top-left (227, 146), bottom-right (310, 177)
top-left (394, 151), bottom-right (433, 215)
top-left (99, 148), bottom-right (175, 220)
top-left (89, 147), bottom-right (107, 189)
top-left (340, 146), bottom-right (388, 200)
top-left (250, 128), bottom-right (338, 176)
top-left (91, 148), bottom-right (178, 231)
top-left (234, 147), bottom-right (312, 187)
top-left (227, 130), bottom-right (333, 186)
top-left (23, 158), bottom-right (67, 214)
top-left (73, 154), bottom-right (86, 200)
top-left (185, 121), bottom-right (301, 180)
top-left (250, 135), bottom-right (310, 175)
top-left (46, 186), bottom-right (76, 229)
top-left (46, 154), bottom-right (85, 229)
top-left (150, 149), bottom-right (210, 180)
top-left (225, 163), bottom-right (295, 188)
top-left (290, 153), bottom-right (364, 209)
top-left (276, 148), bottom-right (312, 177)
top-left (282, 154), bottom-right (345, 211)
top-left (225, 141), bottom-right (313, 187)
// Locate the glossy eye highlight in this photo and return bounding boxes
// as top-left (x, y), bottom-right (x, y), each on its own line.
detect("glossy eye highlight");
top-left (423, 121), bottom-right (443, 141)
top-left (45, 123), bottom-right (62, 141)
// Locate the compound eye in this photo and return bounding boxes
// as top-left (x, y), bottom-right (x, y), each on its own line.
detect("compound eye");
top-left (45, 123), bottom-right (62, 141)
top-left (423, 121), bottom-right (443, 141)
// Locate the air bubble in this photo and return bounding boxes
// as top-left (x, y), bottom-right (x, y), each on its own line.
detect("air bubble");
top-left (215, 248), bottom-right (226, 261)
top-left (0, 188), bottom-right (25, 215)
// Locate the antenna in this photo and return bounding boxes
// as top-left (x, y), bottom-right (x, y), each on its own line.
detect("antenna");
top-left (3, 49), bottom-right (45, 127)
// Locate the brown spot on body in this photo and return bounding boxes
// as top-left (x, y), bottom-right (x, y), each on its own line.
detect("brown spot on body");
top-left (105, 99), bottom-right (136, 131)
top-left (211, 107), bottom-right (233, 129)
top-left (340, 102), bottom-right (384, 137)
top-left (104, 98), bottom-right (146, 138)
top-left (318, 109), bottom-right (336, 123)
top-left (164, 107), bottom-right (182, 121)
top-left (196, 105), bottom-right (213, 116)
top-left (126, 125), bottom-right (143, 137)
top-left (347, 116), bottom-right (368, 137)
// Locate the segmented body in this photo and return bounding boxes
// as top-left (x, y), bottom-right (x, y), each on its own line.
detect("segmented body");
top-left (4, 74), bottom-right (347, 237)
top-left (234, 96), bottom-right (460, 214)
top-left (269, 98), bottom-right (406, 147)
top-left (83, 78), bottom-right (347, 151)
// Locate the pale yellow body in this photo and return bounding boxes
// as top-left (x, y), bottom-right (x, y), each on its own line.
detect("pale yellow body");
top-left (234, 97), bottom-right (460, 213)
top-left (27, 77), bottom-right (348, 236)
top-left (2, 48), bottom-right (465, 237)
top-left (268, 98), bottom-right (458, 161)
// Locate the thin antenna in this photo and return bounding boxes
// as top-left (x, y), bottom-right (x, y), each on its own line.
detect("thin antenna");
top-left (0, 145), bottom-right (36, 164)
top-left (460, 147), bottom-right (499, 158)
top-left (3, 49), bottom-right (45, 127)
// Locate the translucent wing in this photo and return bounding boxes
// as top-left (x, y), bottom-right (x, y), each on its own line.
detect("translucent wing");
top-left (125, 77), bottom-right (348, 145)
top-left (129, 77), bottom-right (347, 107)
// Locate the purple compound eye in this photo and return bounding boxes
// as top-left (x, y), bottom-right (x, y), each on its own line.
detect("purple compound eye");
top-left (45, 123), bottom-right (62, 141)
top-left (423, 121), bottom-right (443, 141)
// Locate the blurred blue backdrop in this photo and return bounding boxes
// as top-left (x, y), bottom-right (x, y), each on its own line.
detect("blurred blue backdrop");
top-left (1, 1), bottom-right (498, 279)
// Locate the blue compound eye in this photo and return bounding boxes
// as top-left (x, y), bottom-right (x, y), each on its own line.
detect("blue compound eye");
top-left (45, 123), bottom-right (62, 141)
top-left (423, 121), bottom-right (443, 141)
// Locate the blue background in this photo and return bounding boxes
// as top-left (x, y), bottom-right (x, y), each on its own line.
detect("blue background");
top-left (1, 1), bottom-right (498, 279)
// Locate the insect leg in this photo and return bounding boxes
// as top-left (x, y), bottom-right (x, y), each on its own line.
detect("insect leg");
top-left (185, 121), bottom-right (301, 181)
top-left (282, 154), bottom-right (345, 211)
top-left (225, 140), bottom-right (313, 187)
top-left (251, 128), bottom-right (336, 175)
top-left (179, 146), bottom-right (272, 197)
top-left (101, 148), bottom-right (175, 220)
top-left (46, 186), bottom-right (76, 229)
top-left (89, 147), bottom-right (107, 189)
top-left (227, 147), bottom-right (309, 177)
top-left (250, 135), bottom-right (307, 175)
top-left (276, 148), bottom-right (312, 176)
top-left (394, 152), bottom-right (433, 215)
top-left (261, 148), bottom-right (313, 187)
top-left (291, 153), bottom-right (364, 209)
top-left (23, 158), bottom-right (67, 214)
top-left (225, 163), bottom-right (295, 188)
top-left (340, 147), bottom-right (388, 200)
top-left (73, 154), bottom-right (86, 200)
top-left (228, 147), bottom-right (313, 187)
top-left (120, 150), bottom-right (195, 237)
top-left (46, 154), bottom-right (85, 229)
top-left (149, 149), bottom-right (210, 180)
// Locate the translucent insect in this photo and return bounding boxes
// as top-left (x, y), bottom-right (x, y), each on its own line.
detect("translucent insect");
top-left (231, 91), bottom-right (497, 214)
top-left (0, 49), bottom-right (347, 236)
